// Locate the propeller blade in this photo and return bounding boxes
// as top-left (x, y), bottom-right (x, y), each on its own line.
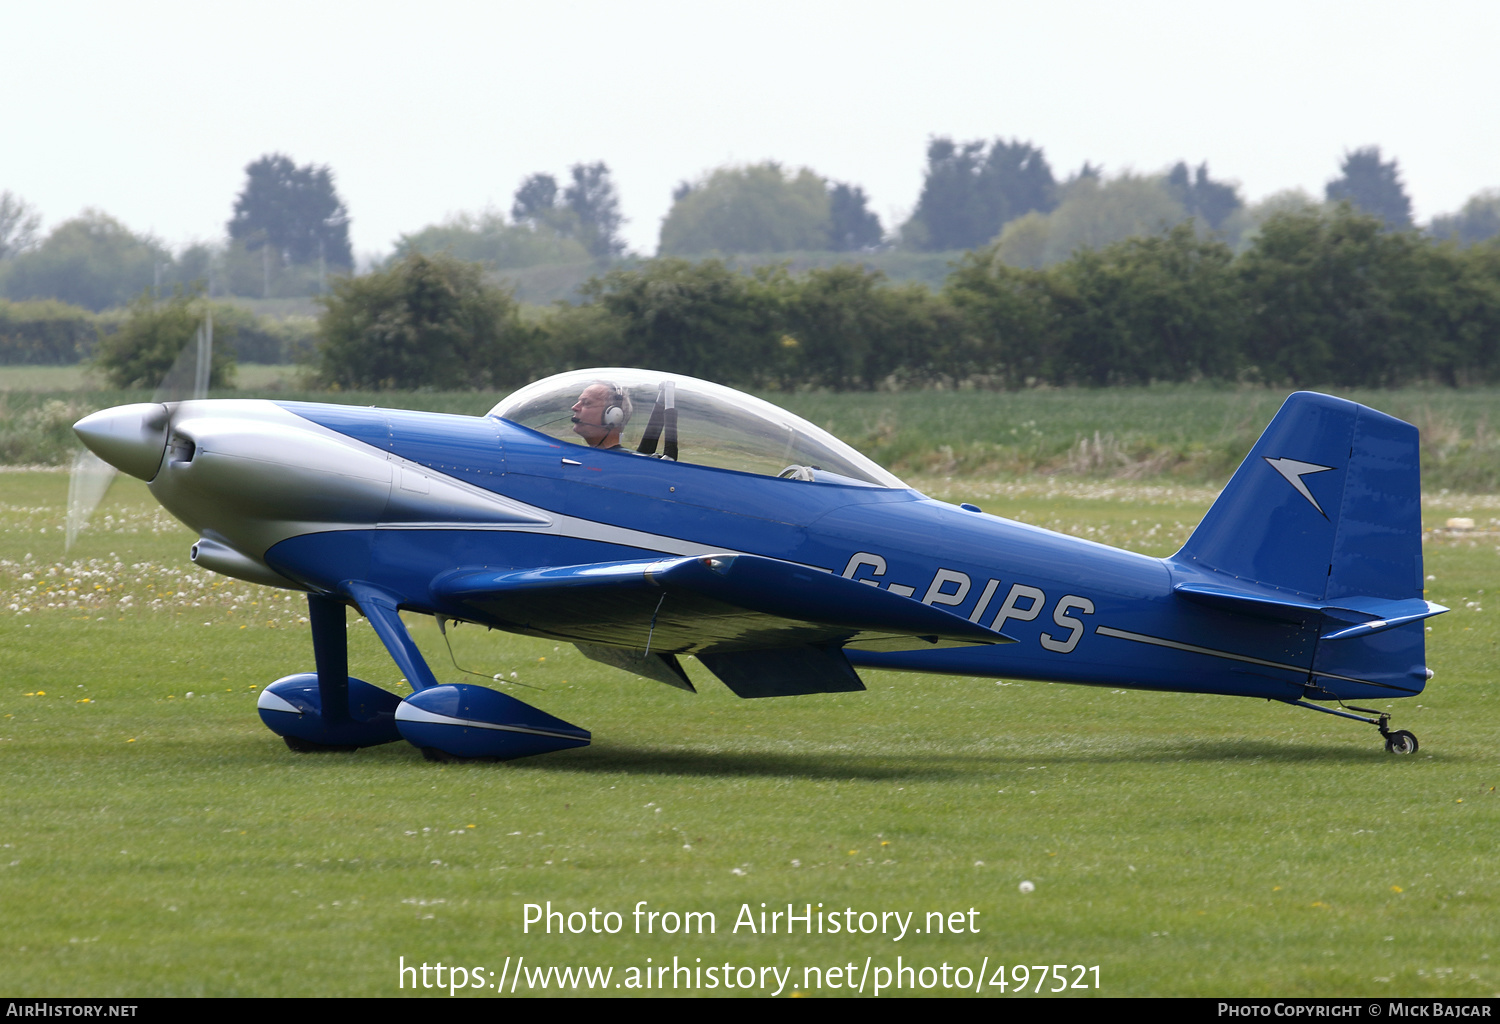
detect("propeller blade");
top-left (65, 449), bottom-right (117, 553)
top-left (67, 314), bottom-right (211, 551)
top-left (153, 312), bottom-right (213, 404)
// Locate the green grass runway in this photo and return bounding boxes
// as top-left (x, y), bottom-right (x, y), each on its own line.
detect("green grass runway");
top-left (1, 471), bottom-right (1497, 996)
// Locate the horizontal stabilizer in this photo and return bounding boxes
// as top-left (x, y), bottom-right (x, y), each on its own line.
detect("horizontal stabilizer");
top-left (1316, 599), bottom-right (1447, 641)
top-left (1173, 582), bottom-right (1446, 641)
top-left (1172, 581), bottom-right (1323, 623)
top-left (432, 553), bottom-right (1012, 656)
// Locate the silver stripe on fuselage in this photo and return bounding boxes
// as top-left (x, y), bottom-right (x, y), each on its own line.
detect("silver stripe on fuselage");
top-left (372, 511), bottom-right (762, 560)
top-left (267, 403), bottom-right (813, 562)
top-left (1094, 625), bottom-right (1417, 693)
top-left (275, 401), bottom-right (768, 558)
top-left (164, 400), bottom-right (774, 566)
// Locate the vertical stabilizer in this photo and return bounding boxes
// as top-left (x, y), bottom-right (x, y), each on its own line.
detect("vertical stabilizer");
top-left (1174, 392), bottom-right (1422, 603)
top-left (1173, 392), bottom-right (1430, 697)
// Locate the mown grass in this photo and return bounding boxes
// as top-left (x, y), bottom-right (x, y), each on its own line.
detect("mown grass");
top-left (2, 470), bottom-right (1497, 997)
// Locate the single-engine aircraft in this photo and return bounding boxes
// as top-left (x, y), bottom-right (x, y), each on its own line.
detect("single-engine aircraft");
top-left (72, 367), bottom-right (1444, 760)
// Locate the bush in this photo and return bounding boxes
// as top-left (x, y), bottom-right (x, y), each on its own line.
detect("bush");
top-left (204, 304), bottom-right (314, 364)
top-left (553, 258), bottom-right (777, 384)
top-left (782, 266), bottom-right (950, 389)
top-left (93, 288), bottom-right (236, 390)
top-left (0, 395), bottom-right (95, 465)
top-left (314, 252), bottom-right (537, 390)
top-left (1049, 224), bottom-right (1243, 385)
top-left (1239, 205), bottom-right (1442, 386)
top-left (0, 299), bottom-right (98, 364)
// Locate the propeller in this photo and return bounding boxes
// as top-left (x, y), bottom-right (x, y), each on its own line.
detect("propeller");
top-left (66, 312), bottom-right (213, 553)
top-left (64, 450), bottom-right (116, 552)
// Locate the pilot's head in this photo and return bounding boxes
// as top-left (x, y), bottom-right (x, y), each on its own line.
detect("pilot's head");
top-left (571, 382), bottom-right (632, 448)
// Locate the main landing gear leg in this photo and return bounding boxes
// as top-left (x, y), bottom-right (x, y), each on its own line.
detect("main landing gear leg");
top-left (291, 593), bottom-right (356, 751)
top-left (1285, 699), bottom-right (1419, 754)
top-left (255, 594), bottom-right (404, 751)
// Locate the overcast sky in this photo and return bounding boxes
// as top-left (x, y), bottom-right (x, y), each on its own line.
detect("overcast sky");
top-left (4, 0), bottom-right (1496, 260)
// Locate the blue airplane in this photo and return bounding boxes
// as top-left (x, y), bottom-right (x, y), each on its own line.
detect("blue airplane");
top-left (72, 367), bottom-right (1444, 761)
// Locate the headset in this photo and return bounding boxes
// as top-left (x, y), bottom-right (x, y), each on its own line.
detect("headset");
top-left (601, 383), bottom-right (629, 429)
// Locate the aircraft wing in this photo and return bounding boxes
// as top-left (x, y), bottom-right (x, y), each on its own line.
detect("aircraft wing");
top-left (431, 553), bottom-right (1012, 658)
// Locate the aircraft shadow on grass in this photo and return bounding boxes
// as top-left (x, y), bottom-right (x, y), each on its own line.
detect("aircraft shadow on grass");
top-left (368, 738), bottom-right (1415, 780)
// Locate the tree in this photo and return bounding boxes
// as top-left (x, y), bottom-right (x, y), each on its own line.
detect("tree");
top-left (94, 287), bottom-right (236, 389)
top-left (564, 162), bottom-right (625, 258)
top-left (396, 210), bottom-right (590, 270)
top-left (659, 164), bottom-right (833, 255)
top-left (1037, 174), bottom-right (1189, 266)
top-left (0, 210), bottom-right (171, 311)
top-left (904, 139), bottom-right (984, 252)
top-left (511, 174), bottom-right (559, 225)
top-left (1430, 190), bottom-right (1500, 247)
top-left (1221, 188), bottom-right (1323, 253)
top-left (984, 139), bottom-right (1058, 224)
top-left (1165, 162), bottom-right (1242, 230)
top-left (827, 183), bottom-right (883, 251)
top-left (989, 174), bottom-right (1190, 269)
top-left (510, 163), bottom-right (625, 259)
top-left (992, 212), bottom-right (1051, 269)
top-left (904, 137), bottom-right (1056, 251)
top-left (1325, 146), bottom-right (1412, 230)
top-left (228, 154), bottom-right (353, 269)
top-left (0, 191), bottom-right (41, 260)
top-left (314, 252), bottom-right (535, 390)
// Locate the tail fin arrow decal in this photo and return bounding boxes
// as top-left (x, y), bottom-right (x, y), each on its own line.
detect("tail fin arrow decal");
top-left (1262, 457), bottom-right (1335, 517)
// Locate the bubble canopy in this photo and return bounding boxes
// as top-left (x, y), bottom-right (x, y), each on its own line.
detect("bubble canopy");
top-left (490, 368), bottom-right (906, 489)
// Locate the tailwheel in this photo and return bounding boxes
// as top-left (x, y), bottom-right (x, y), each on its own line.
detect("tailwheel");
top-left (1287, 700), bottom-right (1422, 756)
top-left (1384, 730), bottom-right (1419, 755)
top-left (283, 735), bottom-right (358, 753)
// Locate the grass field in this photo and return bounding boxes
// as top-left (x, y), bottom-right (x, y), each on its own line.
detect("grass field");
top-left (0, 364), bottom-right (307, 393)
top-left (2, 465), bottom-right (1497, 997)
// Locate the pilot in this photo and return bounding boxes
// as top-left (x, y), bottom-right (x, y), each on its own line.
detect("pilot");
top-left (571, 382), bottom-right (632, 450)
